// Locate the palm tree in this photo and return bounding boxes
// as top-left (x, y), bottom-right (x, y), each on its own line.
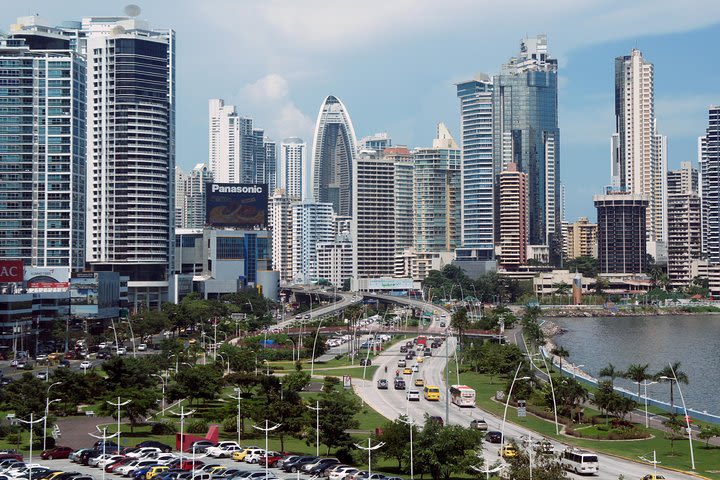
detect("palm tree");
top-left (553, 282), bottom-right (571, 296)
top-left (624, 363), bottom-right (651, 402)
top-left (598, 363), bottom-right (623, 387)
top-left (655, 362), bottom-right (689, 413)
top-left (551, 346), bottom-right (570, 373)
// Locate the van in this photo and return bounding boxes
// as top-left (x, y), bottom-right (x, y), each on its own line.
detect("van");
top-left (423, 385), bottom-right (441, 401)
top-left (397, 359), bottom-right (406, 367)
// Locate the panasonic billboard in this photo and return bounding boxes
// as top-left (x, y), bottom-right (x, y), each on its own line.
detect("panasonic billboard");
top-left (205, 183), bottom-right (268, 228)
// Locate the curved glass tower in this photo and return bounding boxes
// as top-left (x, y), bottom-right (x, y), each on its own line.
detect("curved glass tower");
top-left (310, 95), bottom-right (357, 217)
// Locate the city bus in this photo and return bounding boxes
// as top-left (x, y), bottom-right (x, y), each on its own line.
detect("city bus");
top-left (416, 336), bottom-right (427, 348)
top-left (560, 448), bottom-right (599, 475)
top-left (449, 385), bottom-right (476, 407)
top-left (423, 385), bottom-right (441, 401)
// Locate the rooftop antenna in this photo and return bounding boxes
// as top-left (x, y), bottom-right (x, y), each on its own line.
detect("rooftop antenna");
top-left (124, 4), bottom-right (141, 17)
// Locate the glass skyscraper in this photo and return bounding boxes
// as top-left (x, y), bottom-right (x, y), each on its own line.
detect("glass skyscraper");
top-left (493, 35), bottom-right (560, 255)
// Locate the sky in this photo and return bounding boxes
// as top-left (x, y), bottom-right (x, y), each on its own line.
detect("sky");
top-left (10, 0), bottom-right (720, 220)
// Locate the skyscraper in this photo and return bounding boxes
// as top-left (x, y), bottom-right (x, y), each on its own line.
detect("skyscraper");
top-left (352, 150), bottom-right (395, 279)
top-left (611, 49), bottom-right (667, 248)
top-left (280, 138), bottom-right (305, 200)
top-left (270, 189), bottom-right (294, 283)
top-left (310, 95), bottom-right (358, 217)
top-left (493, 35), bottom-right (560, 257)
top-left (412, 124), bottom-right (461, 252)
top-left (666, 162), bottom-right (700, 288)
top-left (564, 217), bottom-right (598, 260)
top-left (594, 192), bottom-right (648, 274)
top-left (79, 14), bottom-right (175, 309)
top-left (497, 163), bottom-right (528, 269)
top-left (0, 19), bottom-right (86, 270)
top-left (358, 132), bottom-right (391, 152)
top-left (456, 74), bottom-right (495, 262)
top-left (292, 202), bottom-right (334, 283)
top-left (700, 106), bottom-right (720, 264)
top-left (386, 147), bottom-right (414, 255)
top-left (176, 164), bottom-right (212, 229)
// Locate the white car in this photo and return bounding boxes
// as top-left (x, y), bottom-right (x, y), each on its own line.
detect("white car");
top-left (149, 453), bottom-right (176, 465)
top-left (126, 447), bottom-right (161, 459)
top-left (330, 467), bottom-right (358, 480)
top-left (117, 347), bottom-right (127, 356)
top-left (120, 459), bottom-right (156, 477)
top-left (137, 344), bottom-right (147, 351)
top-left (98, 342), bottom-right (108, 349)
top-left (80, 360), bottom-right (92, 369)
top-left (89, 454), bottom-right (116, 467)
top-left (406, 390), bottom-right (420, 401)
top-left (115, 460), bottom-right (141, 476)
top-left (97, 455), bottom-right (125, 468)
top-left (243, 449), bottom-right (266, 463)
top-left (205, 441), bottom-right (241, 458)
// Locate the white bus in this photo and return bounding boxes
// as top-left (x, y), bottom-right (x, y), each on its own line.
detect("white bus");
top-left (449, 385), bottom-right (476, 407)
top-left (560, 448), bottom-right (599, 475)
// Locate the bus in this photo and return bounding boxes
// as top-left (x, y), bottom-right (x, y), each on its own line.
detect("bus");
top-left (560, 448), bottom-right (599, 475)
top-left (416, 336), bottom-right (427, 348)
top-left (449, 385), bottom-right (476, 407)
top-left (423, 385), bottom-right (441, 401)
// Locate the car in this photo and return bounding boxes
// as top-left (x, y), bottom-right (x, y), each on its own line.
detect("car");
top-left (399, 346), bottom-right (407, 353)
top-left (106, 457), bottom-right (133, 473)
top-left (148, 454), bottom-right (176, 465)
top-left (404, 353), bottom-right (413, 360)
top-left (132, 466), bottom-right (155, 480)
top-left (306, 458), bottom-right (340, 475)
top-left (137, 344), bottom-right (147, 352)
top-left (185, 441), bottom-right (215, 454)
top-left (80, 360), bottom-right (92, 370)
top-left (411, 365), bottom-right (419, 373)
top-left (469, 419), bottom-right (488, 432)
top-left (304, 314), bottom-right (311, 319)
top-left (499, 445), bottom-right (518, 458)
top-left (414, 378), bottom-right (424, 387)
top-left (393, 378), bottom-right (405, 390)
top-left (97, 455), bottom-right (126, 468)
top-left (243, 449), bottom-right (266, 464)
top-left (274, 455), bottom-right (299, 470)
top-left (416, 357), bottom-right (424, 364)
top-left (397, 360), bottom-right (406, 368)
top-left (117, 347), bottom-right (128, 356)
top-left (41, 447), bottom-right (74, 460)
top-left (230, 446), bottom-right (259, 462)
top-left (484, 431), bottom-right (503, 444)
top-left (359, 358), bottom-right (372, 366)
top-left (205, 442), bottom-right (242, 458)
top-left (127, 448), bottom-right (161, 459)
top-left (376, 379), bottom-right (388, 390)
top-left (439, 322), bottom-right (446, 328)
top-left (136, 442), bottom-right (172, 454)
top-left (329, 467), bottom-right (358, 480)
top-left (641, 476), bottom-right (666, 480)
top-left (424, 349), bottom-right (432, 357)
top-left (282, 456), bottom-right (317, 473)
top-left (402, 368), bottom-right (412, 375)
top-left (89, 453), bottom-right (117, 467)
top-left (166, 460), bottom-right (203, 472)
top-left (58, 359), bottom-right (71, 368)
top-left (406, 390), bottom-right (420, 401)
top-left (257, 452), bottom-right (285, 468)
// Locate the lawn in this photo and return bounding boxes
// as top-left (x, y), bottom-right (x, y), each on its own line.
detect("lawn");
top-left (457, 369), bottom-right (720, 479)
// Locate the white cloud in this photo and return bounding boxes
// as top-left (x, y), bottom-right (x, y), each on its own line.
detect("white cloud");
top-left (238, 74), bottom-right (315, 142)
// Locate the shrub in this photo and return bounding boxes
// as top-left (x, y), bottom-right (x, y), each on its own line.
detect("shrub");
top-left (222, 417), bottom-right (237, 433)
top-left (187, 419), bottom-right (209, 434)
top-left (151, 421), bottom-right (177, 435)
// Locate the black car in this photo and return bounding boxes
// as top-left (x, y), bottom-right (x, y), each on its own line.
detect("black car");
top-left (136, 441), bottom-right (172, 453)
top-left (485, 431), bottom-right (503, 444)
top-left (282, 456), bottom-right (317, 473)
top-left (399, 346), bottom-right (407, 353)
top-left (78, 449), bottom-right (99, 465)
top-left (186, 440), bottom-right (216, 453)
top-left (307, 459), bottom-right (340, 475)
top-left (393, 378), bottom-right (406, 390)
top-left (404, 353), bottom-right (413, 360)
top-left (359, 358), bottom-right (372, 366)
top-left (376, 379), bottom-right (388, 390)
top-left (424, 349), bottom-right (432, 357)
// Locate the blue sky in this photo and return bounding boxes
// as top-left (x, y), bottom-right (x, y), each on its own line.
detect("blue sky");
top-left (11, 0), bottom-right (720, 220)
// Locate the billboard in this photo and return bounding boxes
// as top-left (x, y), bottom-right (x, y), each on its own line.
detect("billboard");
top-left (0, 260), bottom-right (24, 283)
top-left (206, 183), bottom-right (268, 228)
top-left (367, 277), bottom-right (414, 290)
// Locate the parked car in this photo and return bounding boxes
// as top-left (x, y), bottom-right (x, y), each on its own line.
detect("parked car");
top-left (41, 447), bottom-right (74, 460)
top-left (359, 358), bottom-right (371, 366)
top-left (329, 467), bottom-right (358, 480)
top-left (166, 460), bottom-right (203, 472)
top-left (106, 457), bottom-right (133, 473)
top-left (126, 448), bottom-right (161, 459)
top-left (282, 456), bottom-right (317, 473)
top-left (146, 466), bottom-right (170, 480)
top-left (137, 344), bottom-right (147, 352)
top-left (393, 378), bottom-right (405, 390)
top-left (243, 449), bottom-right (266, 464)
top-left (137, 442), bottom-right (173, 454)
top-left (305, 459), bottom-right (340, 475)
top-left (274, 455), bottom-right (299, 470)
top-left (205, 442), bottom-right (242, 458)
top-left (185, 441), bottom-right (215, 454)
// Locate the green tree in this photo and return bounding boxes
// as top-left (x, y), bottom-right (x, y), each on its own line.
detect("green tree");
top-left (50, 368), bottom-right (107, 415)
top-left (451, 307), bottom-right (471, 346)
top-left (591, 381), bottom-right (615, 418)
top-left (598, 363), bottom-right (623, 388)
top-left (414, 418), bottom-right (482, 480)
top-left (565, 256), bottom-right (598, 278)
top-left (655, 362), bottom-right (689, 413)
top-left (623, 363), bottom-right (651, 404)
top-left (550, 346), bottom-right (570, 373)
top-left (1, 373), bottom-right (47, 418)
top-left (550, 378), bottom-right (589, 421)
top-left (552, 282), bottom-right (571, 296)
top-left (316, 378), bottom-right (360, 453)
top-left (168, 365), bottom-right (223, 404)
top-left (376, 416), bottom-right (414, 469)
top-left (282, 369), bottom-right (311, 392)
top-left (663, 414), bottom-right (684, 456)
top-left (686, 276), bottom-right (710, 297)
top-left (607, 394), bottom-right (636, 420)
top-left (102, 356), bottom-right (156, 391)
top-left (698, 425), bottom-right (720, 448)
top-left (505, 450), bottom-right (568, 480)
top-left (594, 276), bottom-right (609, 296)
top-left (99, 387), bottom-right (160, 432)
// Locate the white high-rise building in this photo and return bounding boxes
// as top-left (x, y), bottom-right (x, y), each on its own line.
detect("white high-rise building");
top-left (79, 15), bottom-right (175, 310)
top-left (666, 162), bottom-right (700, 288)
top-left (270, 189), bottom-right (295, 283)
top-left (280, 138), bottom-right (305, 200)
top-left (386, 147), bottom-right (414, 255)
top-left (611, 49), bottom-right (667, 246)
top-left (352, 150), bottom-right (395, 279)
top-left (176, 164), bottom-right (212, 229)
top-left (316, 232), bottom-right (353, 288)
top-left (292, 202), bottom-right (334, 283)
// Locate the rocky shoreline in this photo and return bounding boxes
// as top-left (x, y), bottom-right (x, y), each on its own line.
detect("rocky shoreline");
top-left (538, 307), bottom-right (720, 317)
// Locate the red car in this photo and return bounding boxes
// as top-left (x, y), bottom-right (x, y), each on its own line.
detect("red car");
top-left (105, 457), bottom-right (132, 473)
top-left (41, 446), bottom-right (74, 460)
top-left (259, 452), bottom-right (287, 468)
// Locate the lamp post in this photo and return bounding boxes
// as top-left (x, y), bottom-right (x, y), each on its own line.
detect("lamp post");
top-left (397, 416), bottom-right (414, 480)
top-left (89, 426), bottom-right (118, 480)
top-left (353, 438), bottom-right (384, 478)
top-left (634, 380), bottom-right (659, 428)
top-left (152, 374), bottom-right (167, 413)
top-left (501, 363), bottom-right (530, 451)
top-left (471, 464), bottom-right (506, 480)
top-left (285, 338), bottom-right (296, 363)
top-left (531, 352), bottom-right (559, 435)
top-left (252, 420), bottom-right (281, 480)
top-left (310, 318), bottom-right (325, 377)
top-left (231, 388), bottom-right (242, 444)
top-left (217, 352), bottom-right (229, 375)
top-left (307, 401), bottom-right (321, 456)
top-left (169, 354), bottom-right (179, 374)
top-left (106, 396), bottom-right (132, 450)
top-left (17, 413), bottom-right (45, 480)
top-left (109, 320), bottom-right (120, 356)
top-left (122, 320), bottom-right (136, 358)
top-left (44, 381), bottom-right (62, 451)
top-left (660, 365), bottom-right (695, 470)
top-left (169, 405), bottom-right (195, 465)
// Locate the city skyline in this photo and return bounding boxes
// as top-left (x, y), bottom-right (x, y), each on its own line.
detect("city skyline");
top-left (9, 1), bottom-right (720, 222)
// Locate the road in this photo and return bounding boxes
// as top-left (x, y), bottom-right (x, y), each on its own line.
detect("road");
top-left (355, 334), bottom-right (700, 480)
top-left (276, 288), bottom-right (361, 330)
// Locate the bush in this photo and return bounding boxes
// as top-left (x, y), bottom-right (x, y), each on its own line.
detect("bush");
top-left (222, 417), bottom-right (237, 433)
top-left (187, 419), bottom-right (209, 434)
top-left (151, 421), bottom-right (177, 435)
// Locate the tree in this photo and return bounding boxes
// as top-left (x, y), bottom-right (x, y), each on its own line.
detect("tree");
top-left (607, 395), bottom-right (636, 421)
top-left (698, 425), bottom-right (720, 448)
top-left (624, 364), bottom-right (650, 404)
top-left (598, 363), bottom-right (623, 388)
top-left (591, 381), bottom-right (615, 418)
top-left (451, 307), bottom-right (471, 346)
top-left (376, 416), bottom-right (414, 469)
top-left (99, 387), bottom-right (160, 432)
top-left (594, 276), bottom-right (609, 296)
top-left (505, 450), bottom-right (568, 480)
top-left (655, 362), bottom-right (689, 413)
top-left (168, 365), bottom-right (223, 404)
top-left (316, 379), bottom-right (360, 453)
top-left (663, 414), bottom-right (684, 456)
top-left (282, 369), bottom-right (311, 392)
top-left (550, 346), bottom-right (570, 373)
top-left (550, 378), bottom-right (589, 421)
top-left (565, 256), bottom-right (598, 278)
top-left (102, 356), bottom-right (156, 391)
top-left (552, 282), bottom-right (571, 296)
top-left (414, 418), bottom-right (482, 480)
top-left (1, 373), bottom-right (47, 418)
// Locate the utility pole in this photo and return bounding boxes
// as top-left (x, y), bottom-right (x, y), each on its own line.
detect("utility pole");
top-left (307, 401), bottom-right (321, 456)
top-left (252, 420), bottom-right (281, 480)
top-left (106, 396), bottom-right (131, 450)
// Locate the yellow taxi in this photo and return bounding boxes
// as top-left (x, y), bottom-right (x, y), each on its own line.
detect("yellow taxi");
top-left (145, 466), bottom-right (169, 480)
top-left (44, 472), bottom-right (64, 480)
top-left (414, 378), bottom-right (424, 387)
top-left (417, 357), bottom-right (424, 363)
top-left (403, 367), bottom-right (412, 375)
top-left (499, 445), bottom-right (519, 458)
top-left (206, 466), bottom-right (226, 475)
top-left (233, 449), bottom-right (252, 461)
top-left (641, 476), bottom-right (666, 480)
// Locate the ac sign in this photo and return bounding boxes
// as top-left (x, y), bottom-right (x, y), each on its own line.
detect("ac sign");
top-left (0, 260), bottom-right (24, 283)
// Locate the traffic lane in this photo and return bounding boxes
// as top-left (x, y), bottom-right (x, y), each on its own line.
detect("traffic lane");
top-left (361, 338), bottom-right (698, 480)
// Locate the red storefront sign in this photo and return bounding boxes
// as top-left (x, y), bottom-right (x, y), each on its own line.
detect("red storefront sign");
top-left (0, 260), bottom-right (23, 283)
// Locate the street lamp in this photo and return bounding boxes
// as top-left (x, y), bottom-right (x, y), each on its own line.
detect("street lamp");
top-left (660, 365), bottom-right (696, 470)
top-left (633, 380), bottom-right (659, 428)
top-left (471, 464), bottom-right (506, 480)
top-left (501, 363), bottom-right (531, 451)
top-left (307, 401), bottom-right (321, 456)
top-left (252, 420), bottom-right (281, 480)
top-left (89, 426), bottom-right (118, 480)
top-left (106, 396), bottom-right (132, 450)
top-left (152, 374), bottom-right (167, 413)
top-left (230, 388), bottom-right (242, 445)
top-left (310, 318), bottom-right (325, 377)
top-left (285, 338), bottom-right (296, 363)
top-left (353, 438), bottom-right (384, 478)
top-left (169, 405), bottom-right (196, 465)
top-left (44, 381), bottom-right (62, 451)
top-left (17, 413), bottom-right (45, 480)
top-left (529, 352), bottom-right (559, 435)
top-left (397, 416), bottom-right (414, 480)
top-left (121, 320), bottom-right (136, 358)
top-left (109, 320), bottom-right (120, 356)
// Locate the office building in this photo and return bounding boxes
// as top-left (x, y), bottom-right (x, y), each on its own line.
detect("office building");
top-left (292, 202), bottom-right (334, 283)
top-left (493, 35), bottom-right (560, 258)
top-left (176, 164), bottom-right (212, 229)
top-left (316, 232), bottom-right (353, 288)
top-left (0, 22), bottom-right (86, 270)
top-left (413, 124), bottom-right (461, 252)
top-left (75, 15), bottom-right (176, 311)
top-left (564, 217), bottom-right (598, 260)
top-left (497, 163), bottom-right (528, 269)
top-left (666, 163), bottom-right (701, 288)
top-left (269, 189), bottom-right (295, 283)
top-left (611, 49), bottom-right (667, 247)
top-left (352, 150), bottom-right (395, 279)
top-left (700, 106), bottom-right (720, 264)
top-left (456, 74), bottom-right (495, 262)
top-left (386, 147), bottom-right (414, 254)
top-left (310, 95), bottom-right (358, 216)
top-left (358, 132), bottom-right (391, 152)
top-left (280, 138), bottom-right (305, 200)
top-left (594, 192), bottom-right (648, 274)
top-left (395, 249), bottom-right (454, 282)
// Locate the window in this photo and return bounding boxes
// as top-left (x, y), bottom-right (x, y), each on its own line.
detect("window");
top-left (216, 236), bottom-right (244, 259)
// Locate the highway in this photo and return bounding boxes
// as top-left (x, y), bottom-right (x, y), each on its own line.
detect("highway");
top-left (355, 334), bottom-right (699, 480)
top-left (276, 287), bottom-right (361, 330)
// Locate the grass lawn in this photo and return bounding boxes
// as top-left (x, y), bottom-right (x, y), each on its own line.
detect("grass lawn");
top-left (457, 370), bottom-right (720, 479)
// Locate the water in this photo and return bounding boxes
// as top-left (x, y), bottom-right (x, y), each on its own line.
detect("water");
top-left (550, 315), bottom-right (720, 416)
